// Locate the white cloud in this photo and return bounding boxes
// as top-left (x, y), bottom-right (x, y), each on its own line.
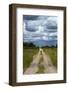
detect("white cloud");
top-left (49, 32), bottom-right (57, 36)
top-left (42, 36), bottom-right (49, 40)
top-left (47, 17), bottom-right (57, 23)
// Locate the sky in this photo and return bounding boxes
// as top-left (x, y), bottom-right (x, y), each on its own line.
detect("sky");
top-left (23, 15), bottom-right (57, 47)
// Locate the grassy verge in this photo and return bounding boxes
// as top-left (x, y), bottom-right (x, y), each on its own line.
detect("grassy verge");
top-left (36, 55), bottom-right (45, 74)
top-left (23, 47), bottom-right (38, 73)
top-left (43, 47), bottom-right (57, 68)
top-left (36, 64), bottom-right (45, 74)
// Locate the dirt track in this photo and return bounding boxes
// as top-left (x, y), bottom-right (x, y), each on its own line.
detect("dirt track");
top-left (24, 48), bottom-right (57, 74)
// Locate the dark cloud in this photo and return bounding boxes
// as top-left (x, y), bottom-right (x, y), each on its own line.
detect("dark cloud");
top-left (44, 29), bottom-right (57, 33)
top-left (25, 23), bottom-right (38, 32)
top-left (46, 20), bottom-right (57, 29)
top-left (23, 15), bottom-right (49, 20)
top-left (26, 28), bottom-right (37, 32)
top-left (23, 15), bottom-right (39, 20)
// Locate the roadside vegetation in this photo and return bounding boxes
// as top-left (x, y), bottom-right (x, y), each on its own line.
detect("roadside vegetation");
top-left (23, 42), bottom-right (38, 73)
top-left (23, 42), bottom-right (57, 73)
top-left (43, 47), bottom-right (57, 68)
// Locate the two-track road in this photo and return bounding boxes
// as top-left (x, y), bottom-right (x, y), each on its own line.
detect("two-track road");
top-left (24, 48), bottom-right (57, 74)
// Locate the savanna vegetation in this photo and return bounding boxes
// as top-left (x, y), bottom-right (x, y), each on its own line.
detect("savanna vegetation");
top-left (43, 47), bottom-right (57, 68)
top-left (23, 42), bottom-right (39, 73)
top-left (23, 42), bottom-right (57, 73)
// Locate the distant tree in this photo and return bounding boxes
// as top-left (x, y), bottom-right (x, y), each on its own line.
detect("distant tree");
top-left (23, 42), bottom-right (36, 48)
top-left (51, 45), bottom-right (54, 48)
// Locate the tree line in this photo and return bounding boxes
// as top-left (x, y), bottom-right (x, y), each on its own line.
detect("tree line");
top-left (23, 42), bottom-right (57, 48)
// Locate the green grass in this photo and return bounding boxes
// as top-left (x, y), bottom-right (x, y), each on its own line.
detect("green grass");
top-left (23, 47), bottom-right (38, 73)
top-left (36, 64), bottom-right (45, 74)
top-left (36, 55), bottom-right (45, 74)
top-left (43, 47), bottom-right (57, 68)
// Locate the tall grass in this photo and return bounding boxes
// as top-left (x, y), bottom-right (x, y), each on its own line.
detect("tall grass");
top-left (43, 47), bottom-right (57, 68)
top-left (23, 47), bottom-right (38, 73)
